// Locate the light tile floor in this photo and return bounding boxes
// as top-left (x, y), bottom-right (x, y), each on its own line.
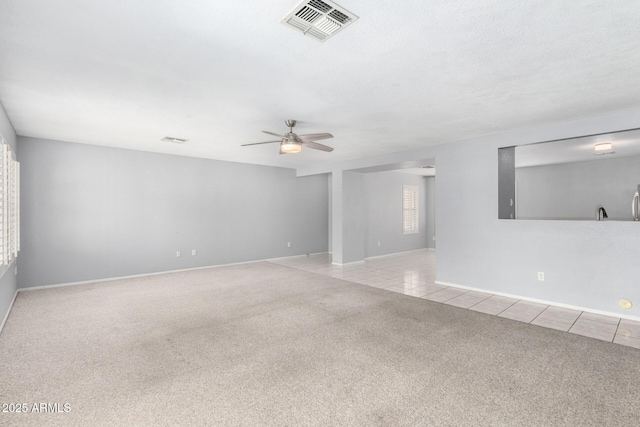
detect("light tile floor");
top-left (270, 249), bottom-right (640, 350)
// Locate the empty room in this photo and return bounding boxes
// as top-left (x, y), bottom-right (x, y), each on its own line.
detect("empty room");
top-left (1, 1), bottom-right (640, 426)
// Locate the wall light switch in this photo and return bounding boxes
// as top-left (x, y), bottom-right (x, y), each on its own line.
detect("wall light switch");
top-left (537, 272), bottom-right (545, 281)
top-left (176, 251), bottom-right (181, 257)
top-left (377, 241), bottom-right (381, 246)
top-left (287, 242), bottom-right (291, 248)
top-left (192, 249), bottom-right (197, 256)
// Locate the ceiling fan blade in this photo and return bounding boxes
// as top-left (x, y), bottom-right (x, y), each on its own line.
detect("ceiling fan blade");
top-left (241, 140), bottom-right (281, 146)
top-left (297, 133), bottom-right (333, 142)
top-left (262, 130), bottom-right (286, 138)
top-left (302, 140), bottom-right (334, 152)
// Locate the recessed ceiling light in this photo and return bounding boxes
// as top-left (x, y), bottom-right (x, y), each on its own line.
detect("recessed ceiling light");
top-left (161, 136), bottom-right (188, 144)
top-left (593, 142), bottom-right (614, 156)
top-left (594, 142), bottom-right (613, 151)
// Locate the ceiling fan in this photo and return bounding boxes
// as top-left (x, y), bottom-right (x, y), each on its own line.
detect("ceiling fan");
top-left (241, 120), bottom-right (334, 154)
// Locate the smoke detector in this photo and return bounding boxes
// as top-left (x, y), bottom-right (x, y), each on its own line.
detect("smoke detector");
top-left (281, 0), bottom-right (358, 42)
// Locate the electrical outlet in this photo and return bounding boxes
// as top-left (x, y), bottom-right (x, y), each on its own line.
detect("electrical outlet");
top-left (176, 251), bottom-right (181, 257)
top-left (192, 249), bottom-right (197, 256)
top-left (537, 272), bottom-right (545, 281)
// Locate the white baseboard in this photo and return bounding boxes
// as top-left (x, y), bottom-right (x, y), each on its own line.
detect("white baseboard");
top-left (0, 289), bottom-right (18, 336)
top-left (266, 251), bottom-right (328, 262)
top-left (435, 280), bottom-right (640, 323)
top-left (330, 248), bottom-right (434, 266)
top-left (331, 260), bottom-right (366, 266)
top-left (20, 252), bottom-right (330, 292)
top-left (365, 247), bottom-right (432, 261)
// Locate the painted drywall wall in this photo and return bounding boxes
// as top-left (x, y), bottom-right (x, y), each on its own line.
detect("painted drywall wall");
top-left (328, 173), bottom-right (332, 253)
top-left (435, 135), bottom-right (638, 318)
top-left (342, 171), bottom-right (365, 263)
top-left (330, 170), bottom-right (366, 264)
top-left (498, 147), bottom-right (516, 219)
top-left (18, 137), bottom-right (328, 288)
top-left (515, 155), bottom-right (640, 220)
top-left (425, 177), bottom-right (436, 249)
top-left (299, 106), bottom-right (640, 318)
top-left (0, 101), bottom-right (18, 330)
top-left (363, 171), bottom-right (429, 257)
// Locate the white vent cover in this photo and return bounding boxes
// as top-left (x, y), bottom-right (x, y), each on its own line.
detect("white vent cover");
top-left (281, 0), bottom-right (358, 42)
top-left (161, 136), bottom-right (188, 144)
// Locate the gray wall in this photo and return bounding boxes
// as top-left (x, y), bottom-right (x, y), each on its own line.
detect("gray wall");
top-left (363, 171), bottom-right (430, 257)
top-left (516, 155), bottom-right (640, 220)
top-left (18, 137), bottom-right (328, 288)
top-left (299, 106), bottom-right (640, 318)
top-left (435, 136), bottom-right (639, 316)
top-left (425, 176), bottom-right (436, 249)
top-left (498, 147), bottom-right (516, 219)
top-left (0, 102), bottom-right (18, 327)
top-left (342, 171), bottom-right (365, 263)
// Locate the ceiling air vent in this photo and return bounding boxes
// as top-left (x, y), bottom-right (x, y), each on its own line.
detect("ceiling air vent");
top-left (282, 0), bottom-right (358, 42)
top-left (161, 136), bottom-right (188, 144)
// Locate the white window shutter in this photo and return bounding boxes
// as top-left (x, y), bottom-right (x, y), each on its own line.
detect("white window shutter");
top-left (403, 185), bottom-right (419, 234)
top-left (0, 136), bottom-right (19, 266)
top-left (0, 143), bottom-right (5, 264)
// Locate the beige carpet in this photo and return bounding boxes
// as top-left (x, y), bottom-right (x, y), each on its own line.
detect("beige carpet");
top-left (1, 261), bottom-right (639, 426)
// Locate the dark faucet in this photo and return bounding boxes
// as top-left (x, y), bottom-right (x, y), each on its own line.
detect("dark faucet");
top-left (595, 205), bottom-right (608, 221)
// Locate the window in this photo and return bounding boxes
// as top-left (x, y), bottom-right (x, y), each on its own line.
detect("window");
top-left (403, 184), bottom-right (419, 234)
top-left (0, 135), bottom-right (19, 266)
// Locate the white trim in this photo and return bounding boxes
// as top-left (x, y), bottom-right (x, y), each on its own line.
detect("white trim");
top-left (0, 288), bottom-right (18, 336)
top-left (331, 248), bottom-right (433, 265)
top-left (365, 247), bottom-right (431, 260)
top-left (18, 253), bottom-right (331, 292)
top-left (266, 251), bottom-right (328, 262)
top-left (435, 280), bottom-right (640, 323)
top-left (331, 260), bottom-right (366, 266)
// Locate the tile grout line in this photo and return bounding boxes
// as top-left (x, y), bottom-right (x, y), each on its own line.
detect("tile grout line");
top-left (494, 299), bottom-right (521, 316)
top-left (529, 305), bottom-right (551, 324)
top-left (612, 317), bottom-right (622, 343)
top-left (566, 311), bottom-right (584, 333)
top-left (465, 292), bottom-right (494, 307)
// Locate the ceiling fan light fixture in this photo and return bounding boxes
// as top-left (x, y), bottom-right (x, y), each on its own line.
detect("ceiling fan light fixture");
top-left (241, 119), bottom-right (333, 154)
top-left (280, 139), bottom-right (302, 153)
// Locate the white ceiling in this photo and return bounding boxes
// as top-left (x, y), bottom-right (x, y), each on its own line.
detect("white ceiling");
top-left (1, 1), bottom-right (639, 169)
